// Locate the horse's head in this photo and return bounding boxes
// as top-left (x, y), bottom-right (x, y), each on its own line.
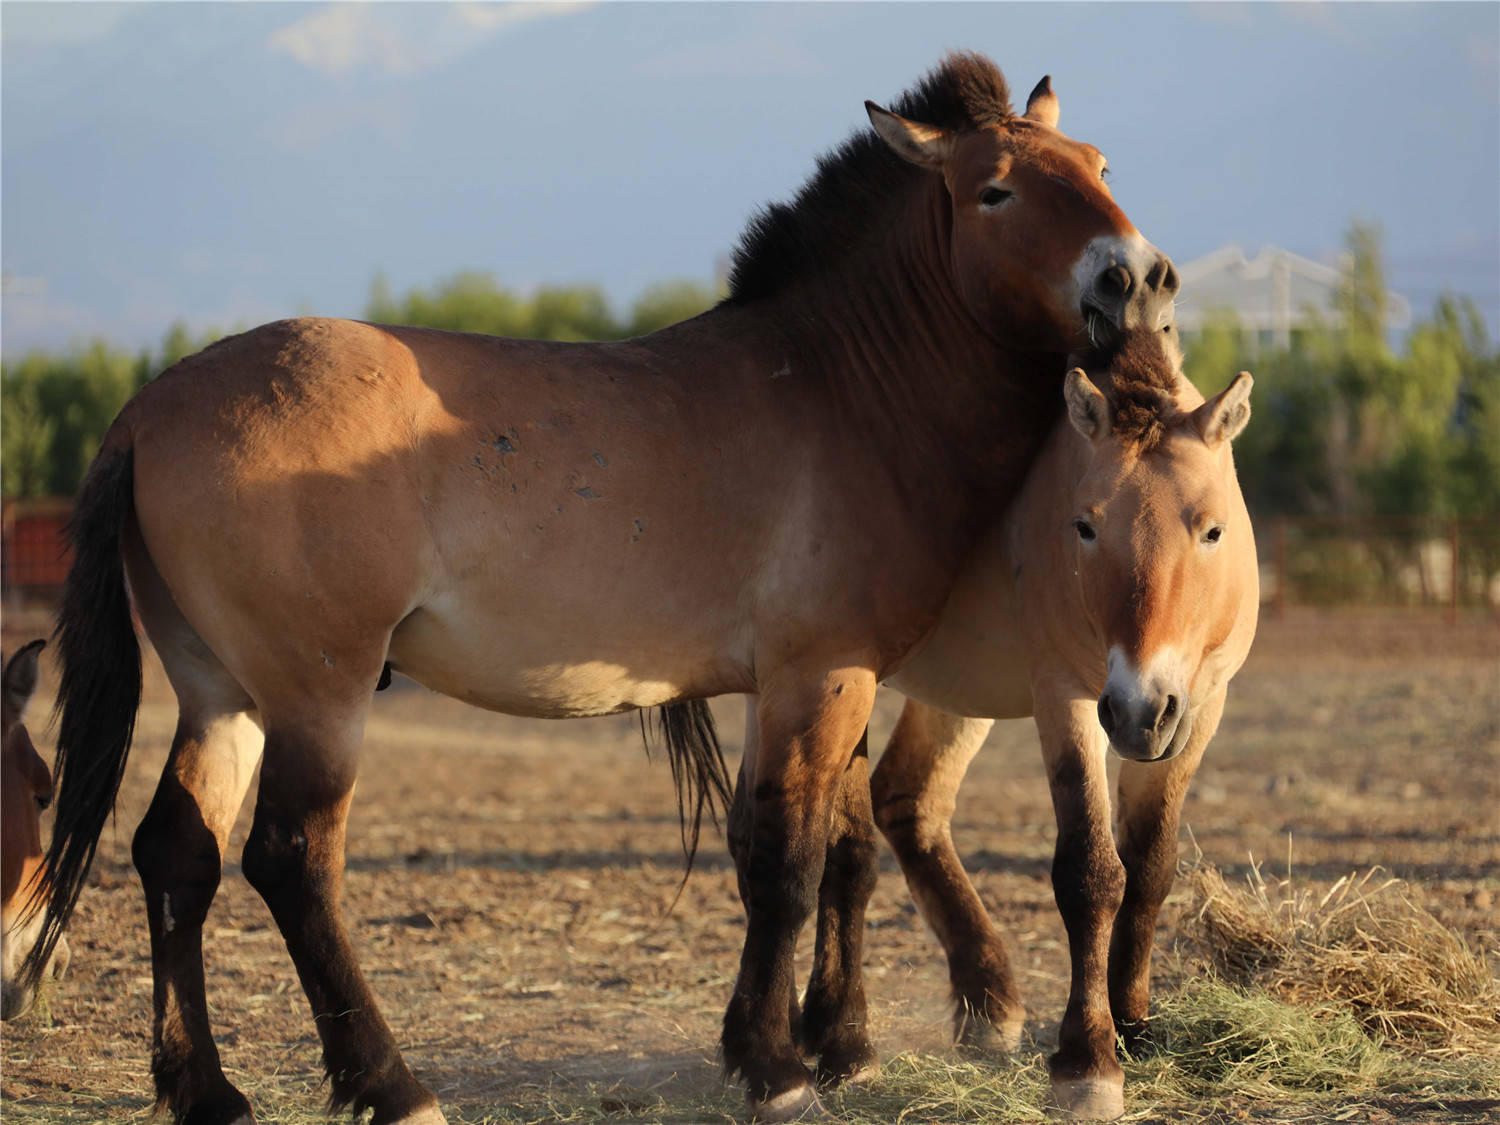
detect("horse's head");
top-left (867, 71), bottom-right (1178, 351)
top-left (2, 640), bottom-right (67, 1020)
top-left (1056, 341), bottom-right (1257, 762)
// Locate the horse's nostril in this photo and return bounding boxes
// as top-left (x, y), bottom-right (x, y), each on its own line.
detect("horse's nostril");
top-left (1157, 695), bottom-right (1178, 731)
top-left (1097, 694), bottom-right (1117, 736)
top-left (1096, 264), bottom-right (1132, 303)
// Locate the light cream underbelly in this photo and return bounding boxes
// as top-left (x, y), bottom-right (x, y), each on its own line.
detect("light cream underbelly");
top-left (885, 535), bottom-right (1035, 720)
top-left (387, 594), bottom-right (754, 719)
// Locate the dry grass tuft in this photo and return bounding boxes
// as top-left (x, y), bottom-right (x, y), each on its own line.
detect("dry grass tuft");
top-left (1180, 855), bottom-right (1500, 1056)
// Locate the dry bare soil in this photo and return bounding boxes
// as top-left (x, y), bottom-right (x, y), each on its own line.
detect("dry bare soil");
top-left (2, 609), bottom-right (1497, 1123)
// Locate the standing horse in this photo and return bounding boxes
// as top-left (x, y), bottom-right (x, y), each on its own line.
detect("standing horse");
top-left (769, 330), bottom-right (1258, 1118)
top-left (26, 54), bottom-right (1178, 1124)
top-left (2, 641), bottom-right (70, 1020)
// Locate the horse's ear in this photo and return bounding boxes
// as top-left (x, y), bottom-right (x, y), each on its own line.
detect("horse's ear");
top-left (1193, 371), bottom-right (1254, 447)
top-left (2, 639), bottom-right (45, 721)
top-left (1024, 75), bottom-right (1059, 127)
top-left (1064, 368), bottom-right (1110, 442)
top-left (866, 101), bottom-right (953, 169)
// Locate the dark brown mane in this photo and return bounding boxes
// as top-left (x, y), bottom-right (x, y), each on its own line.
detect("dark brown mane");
top-left (725, 52), bottom-right (1014, 305)
top-left (1073, 330), bottom-right (1184, 450)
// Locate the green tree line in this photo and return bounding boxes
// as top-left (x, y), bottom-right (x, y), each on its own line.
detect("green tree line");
top-left (4, 236), bottom-right (1497, 522)
top-left (1180, 224), bottom-right (1499, 520)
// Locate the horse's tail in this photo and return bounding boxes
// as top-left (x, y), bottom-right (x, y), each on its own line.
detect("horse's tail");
top-left (22, 444), bottom-right (141, 988)
top-left (643, 700), bottom-right (732, 880)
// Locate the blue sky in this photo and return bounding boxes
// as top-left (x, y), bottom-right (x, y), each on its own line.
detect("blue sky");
top-left (3, 1), bottom-right (1497, 356)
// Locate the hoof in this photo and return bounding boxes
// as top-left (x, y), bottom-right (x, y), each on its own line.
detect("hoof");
top-left (817, 1056), bottom-right (880, 1089)
top-left (386, 1107), bottom-right (447, 1125)
top-left (839, 1059), bottom-right (881, 1087)
top-left (751, 1082), bottom-right (830, 1123)
top-left (956, 1012), bottom-right (1025, 1056)
top-left (814, 1038), bottom-right (880, 1089)
top-left (1050, 1077), bottom-right (1125, 1120)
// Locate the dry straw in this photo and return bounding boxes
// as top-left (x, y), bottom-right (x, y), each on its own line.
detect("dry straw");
top-left (1180, 852), bottom-right (1500, 1056)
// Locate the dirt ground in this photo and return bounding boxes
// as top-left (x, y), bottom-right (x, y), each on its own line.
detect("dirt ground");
top-left (1, 607), bottom-right (1497, 1122)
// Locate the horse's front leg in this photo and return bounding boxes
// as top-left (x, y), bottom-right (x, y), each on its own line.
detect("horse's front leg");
top-left (731, 705), bottom-right (881, 1088)
top-left (1109, 686), bottom-right (1225, 1052)
top-left (870, 700), bottom-right (1024, 1052)
top-left (1038, 694), bottom-right (1126, 1120)
top-left (722, 665), bottom-right (876, 1123)
top-left (798, 727), bottom-right (880, 1086)
top-left (728, 701), bottom-right (805, 1048)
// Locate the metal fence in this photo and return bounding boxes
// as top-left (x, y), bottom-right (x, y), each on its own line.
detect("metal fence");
top-left (1257, 515), bottom-right (1500, 620)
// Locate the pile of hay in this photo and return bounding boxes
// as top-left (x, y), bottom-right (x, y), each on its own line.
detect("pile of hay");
top-left (1180, 857), bottom-right (1500, 1056)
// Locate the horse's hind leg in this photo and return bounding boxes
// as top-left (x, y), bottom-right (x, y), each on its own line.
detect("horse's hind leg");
top-left (799, 728), bottom-right (879, 1086)
top-left (128, 537), bottom-right (264, 1123)
top-left (870, 701), bottom-right (1024, 1052)
top-left (1109, 686), bottom-right (1224, 1053)
top-left (134, 709), bottom-right (262, 1124)
top-left (242, 709), bottom-right (443, 1125)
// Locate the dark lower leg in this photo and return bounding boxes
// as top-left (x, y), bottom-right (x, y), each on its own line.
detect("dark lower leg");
top-left (729, 753), bottom-right (802, 1046)
top-left (1109, 696), bottom-right (1216, 1051)
top-left (721, 814), bottom-right (824, 1104)
top-left (721, 669), bottom-right (875, 1115)
top-left (1046, 744), bottom-right (1126, 1107)
top-left (135, 773), bottom-right (252, 1124)
top-left (1107, 817), bottom-right (1177, 1052)
top-left (243, 757), bottom-right (436, 1124)
top-left (800, 731), bottom-right (879, 1083)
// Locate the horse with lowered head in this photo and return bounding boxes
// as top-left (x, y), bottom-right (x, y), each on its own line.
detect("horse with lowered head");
top-left (768, 329), bottom-right (1258, 1119)
top-left (29, 52), bottom-right (1177, 1124)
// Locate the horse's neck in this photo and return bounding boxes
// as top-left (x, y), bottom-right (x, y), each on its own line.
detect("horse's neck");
top-left (675, 186), bottom-right (1062, 555)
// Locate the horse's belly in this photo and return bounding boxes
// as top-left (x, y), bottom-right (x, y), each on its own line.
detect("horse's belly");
top-left (885, 533), bottom-right (1034, 720)
top-left (886, 634), bottom-right (1033, 719)
top-left (387, 598), bottom-right (753, 719)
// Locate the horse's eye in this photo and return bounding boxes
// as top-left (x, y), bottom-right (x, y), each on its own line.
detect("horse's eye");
top-left (1100, 164), bottom-right (1111, 183)
top-left (1073, 518), bottom-right (1097, 543)
top-left (980, 187), bottom-right (1013, 208)
top-left (1203, 525), bottom-right (1224, 545)
top-left (35, 791), bottom-right (51, 812)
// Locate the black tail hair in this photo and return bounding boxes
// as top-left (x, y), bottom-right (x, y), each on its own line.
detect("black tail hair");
top-left (23, 448), bottom-right (141, 987)
top-left (640, 700), bottom-right (732, 883)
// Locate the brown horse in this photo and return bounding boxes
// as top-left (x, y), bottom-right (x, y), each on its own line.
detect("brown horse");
top-left (27, 54), bottom-right (1178, 1124)
top-left (762, 330), bottom-right (1258, 1118)
top-left (2, 641), bottom-right (70, 1020)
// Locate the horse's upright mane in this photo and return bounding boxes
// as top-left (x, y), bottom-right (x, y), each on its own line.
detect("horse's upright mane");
top-left (1075, 330), bottom-right (1185, 450)
top-left (724, 52), bottom-right (1014, 305)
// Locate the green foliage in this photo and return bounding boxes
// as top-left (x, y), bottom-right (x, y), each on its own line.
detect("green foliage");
top-left (363, 272), bottom-right (719, 342)
top-left (1, 327), bottom-right (214, 499)
top-left (1183, 224), bottom-right (1500, 519)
